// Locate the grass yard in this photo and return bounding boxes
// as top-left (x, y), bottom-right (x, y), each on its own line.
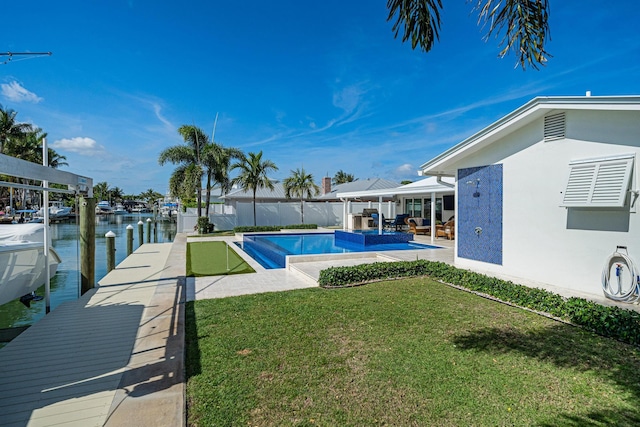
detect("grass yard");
top-left (186, 278), bottom-right (640, 426)
top-left (186, 241), bottom-right (255, 276)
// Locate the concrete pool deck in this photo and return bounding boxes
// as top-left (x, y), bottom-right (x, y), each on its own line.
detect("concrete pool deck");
top-left (187, 233), bottom-right (456, 300)
top-left (188, 232), bottom-right (639, 313)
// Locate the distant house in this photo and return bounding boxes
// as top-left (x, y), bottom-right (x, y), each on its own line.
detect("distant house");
top-left (420, 95), bottom-right (640, 299)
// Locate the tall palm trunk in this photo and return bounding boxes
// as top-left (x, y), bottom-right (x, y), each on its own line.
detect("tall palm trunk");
top-left (205, 172), bottom-right (212, 217)
top-left (300, 199), bottom-right (304, 224)
top-left (196, 191), bottom-right (202, 217)
top-left (252, 188), bottom-right (257, 226)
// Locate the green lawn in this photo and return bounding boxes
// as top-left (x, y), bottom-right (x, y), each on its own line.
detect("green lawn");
top-left (186, 278), bottom-right (640, 426)
top-left (186, 241), bottom-right (255, 276)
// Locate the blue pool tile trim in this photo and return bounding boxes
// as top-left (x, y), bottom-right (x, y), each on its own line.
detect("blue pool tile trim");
top-left (458, 164), bottom-right (503, 265)
top-left (335, 230), bottom-right (414, 245)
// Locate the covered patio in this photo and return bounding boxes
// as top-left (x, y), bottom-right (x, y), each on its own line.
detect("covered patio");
top-left (336, 176), bottom-right (456, 244)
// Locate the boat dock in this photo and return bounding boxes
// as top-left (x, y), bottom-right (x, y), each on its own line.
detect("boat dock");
top-left (0, 235), bottom-right (186, 427)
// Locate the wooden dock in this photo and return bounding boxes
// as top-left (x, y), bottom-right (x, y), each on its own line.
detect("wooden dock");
top-left (0, 235), bottom-right (186, 427)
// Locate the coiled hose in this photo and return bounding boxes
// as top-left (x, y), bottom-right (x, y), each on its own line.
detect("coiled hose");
top-left (601, 247), bottom-right (640, 302)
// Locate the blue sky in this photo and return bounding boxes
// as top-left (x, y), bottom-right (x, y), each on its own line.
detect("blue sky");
top-left (3, 1), bottom-right (640, 195)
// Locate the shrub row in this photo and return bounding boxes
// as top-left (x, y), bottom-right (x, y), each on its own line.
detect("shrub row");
top-left (318, 260), bottom-right (640, 347)
top-left (233, 224), bottom-right (318, 233)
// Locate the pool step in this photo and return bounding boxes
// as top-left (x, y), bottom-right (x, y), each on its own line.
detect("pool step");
top-left (287, 253), bottom-right (400, 282)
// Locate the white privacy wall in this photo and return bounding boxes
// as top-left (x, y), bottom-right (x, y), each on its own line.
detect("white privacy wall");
top-left (231, 201), bottom-right (391, 228)
top-left (453, 110), bottom-right (640, 297)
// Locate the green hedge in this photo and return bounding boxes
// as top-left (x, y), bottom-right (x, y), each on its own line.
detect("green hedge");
top-left (233, 224), bottom-right (318, 233)
top-left (233, 226), bottom-right (281, 233)
top-left (318, 260), bottom-right (640, 347)
top-left (282, 224), bottom-right (317, 230)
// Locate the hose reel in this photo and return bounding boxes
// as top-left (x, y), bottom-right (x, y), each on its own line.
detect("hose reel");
top-left (601, 246), bottom-right (640, 303)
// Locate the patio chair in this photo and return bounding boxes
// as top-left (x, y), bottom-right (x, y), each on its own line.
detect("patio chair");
top-left (387, 214), bottom-right (409, 231)
top-left (405, 217), bottom-right (431, 235)
top-left (435, 219), bottom-right (455, 240)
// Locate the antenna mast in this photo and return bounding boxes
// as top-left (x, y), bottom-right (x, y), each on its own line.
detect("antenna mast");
top-left (212, 112), bottom-right (219, 141)
top-left (1, 51), bottom-right (52, 65)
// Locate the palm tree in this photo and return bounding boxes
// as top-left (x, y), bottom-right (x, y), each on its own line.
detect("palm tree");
top-left (201, 142), bottom-right (244, 217)
top-left (333, 170), bottom-right (355, 185)
top-left (110, 186), bottom-right (124, 204)
top-left (283, 168), bottom-right (320, 224)
top-left (139, 188), bottom-right (163, 206)
top-left (230, 151), bottom-right (278, 226)
top-left (12, 128), bottom-right (68, 168)
top-left (0, 104), bottom-right (32, 154)
top-left (387, 0), bottom-right (551, 69)
top-left (158, 125), bottom-right (208, 217)
top-left (93, 182), bottom-right (110, 201)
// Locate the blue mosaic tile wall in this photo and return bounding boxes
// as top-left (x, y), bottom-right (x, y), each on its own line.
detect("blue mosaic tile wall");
top-left (457, 164), bottom-right (503, 265)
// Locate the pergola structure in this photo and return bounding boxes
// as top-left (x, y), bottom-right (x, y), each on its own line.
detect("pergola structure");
top-left (336, 176), bottom-right (455, 243)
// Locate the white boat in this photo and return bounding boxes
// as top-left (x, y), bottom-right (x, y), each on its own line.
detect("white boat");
top-left (36, 201), bottom-right (72, 220)
top-left (113, 203), bottom-right (128, 215)
top-left (160, 203), bottom-right (178, 219)
top-left (95, 201), bottom-right (113, 214)
top-left (0, 224), bottom-right (61, 307)
top-left (131, 203), bottom-right (151, 213)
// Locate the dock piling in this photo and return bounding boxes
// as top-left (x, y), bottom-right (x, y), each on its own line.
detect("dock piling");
top-left (106, 231), bottom-right (116, 272)
top-left (126, 224), bottom-right (134, 255)
top-left (138, 220), bottom-right (144, 247)
top-left (80, 197), bottom-right (96, 295)
top-left (146, 218), bottom-right (152, 243)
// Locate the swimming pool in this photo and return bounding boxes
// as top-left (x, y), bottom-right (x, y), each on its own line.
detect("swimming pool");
top-left (236, 232), bottom-right (440, 269)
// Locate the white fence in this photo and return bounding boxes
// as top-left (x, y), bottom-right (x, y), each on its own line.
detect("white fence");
top-left (176, 201), bottom-right (398, 232)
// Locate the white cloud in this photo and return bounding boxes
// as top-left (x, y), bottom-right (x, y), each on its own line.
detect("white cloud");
top-left (333, 85), bottom-right (363, 115)
top-left (395, 163), bottom-right (414, 174)
top-left (1, 81), bottom-right (43, 103)
top-left (51, 137), bottom-right (106, 156)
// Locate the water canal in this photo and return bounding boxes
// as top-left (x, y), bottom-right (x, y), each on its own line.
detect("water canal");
top-left (0, 214), bottom-right (176, 331)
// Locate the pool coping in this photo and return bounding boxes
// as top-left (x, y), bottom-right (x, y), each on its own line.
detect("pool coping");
top-left (236, 230), bottom-right (446, 270)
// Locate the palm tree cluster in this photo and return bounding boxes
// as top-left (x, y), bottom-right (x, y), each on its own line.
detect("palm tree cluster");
top-left (93, 182), bottom-right (163, 207)
top-left (159, 125), bottom-right (246, 218)
top-left (159, 124), bottom-right (364, 225)
top-left (0, 104), bottom-right (68, 209)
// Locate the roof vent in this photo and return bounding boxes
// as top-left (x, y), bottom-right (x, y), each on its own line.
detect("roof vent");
top-left (544, 112), bottom-right (566, 141)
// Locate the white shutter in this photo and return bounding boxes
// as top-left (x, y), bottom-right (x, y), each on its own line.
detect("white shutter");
top-left (561, 155), bottom-right (634, 207)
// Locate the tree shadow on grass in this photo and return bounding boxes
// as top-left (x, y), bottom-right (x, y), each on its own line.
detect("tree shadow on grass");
top-left (451, 323), bottom-right (640, 427)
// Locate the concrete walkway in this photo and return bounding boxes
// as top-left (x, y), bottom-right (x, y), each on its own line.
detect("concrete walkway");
top-left (0, 234), bottom-right (186, 427)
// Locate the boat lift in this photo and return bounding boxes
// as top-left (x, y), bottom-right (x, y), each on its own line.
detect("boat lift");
top-left (0, 140), bottom-right (92, 313)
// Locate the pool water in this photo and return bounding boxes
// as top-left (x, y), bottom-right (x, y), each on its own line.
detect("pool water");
top-left (236, 232), bottom-right (439, 269)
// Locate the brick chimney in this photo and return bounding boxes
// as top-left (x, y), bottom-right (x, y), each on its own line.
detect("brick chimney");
top-left (322, 176), bottom-right (331, 195)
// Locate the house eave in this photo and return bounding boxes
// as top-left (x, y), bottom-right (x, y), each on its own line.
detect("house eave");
top-left (420, 95), bottom-right (640, 176)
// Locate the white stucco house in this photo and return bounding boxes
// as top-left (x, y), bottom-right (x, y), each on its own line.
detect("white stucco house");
top-left (420, 95), bottom-right (640, 300)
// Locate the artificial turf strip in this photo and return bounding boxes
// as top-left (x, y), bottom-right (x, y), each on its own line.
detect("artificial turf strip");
top-left (186, 241), bottom-right (255, 276)
top-left (186, 279), bottom-right (640, 426)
